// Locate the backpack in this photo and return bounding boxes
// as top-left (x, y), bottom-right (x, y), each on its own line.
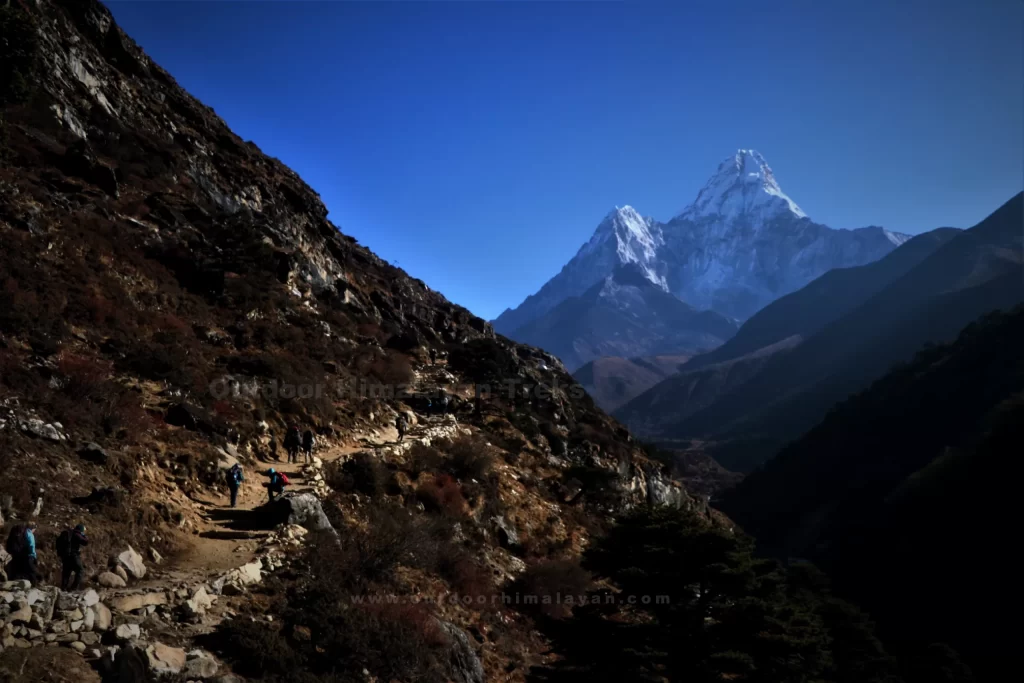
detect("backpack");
top-left (5, 524), bottom-right (27, 556)
top-left (229, 465), bottom-right (243, 484)
top-left (278, 473), bottom-right (291, 486)
top-left (56, 528), bottom-right (73, 559)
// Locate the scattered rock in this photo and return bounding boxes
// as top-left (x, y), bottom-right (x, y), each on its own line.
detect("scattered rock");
top-left (97, 572), bottom-right (127, 588)
top-left (212, 561), bottom-right (262, 596)
top-left (70, 640), bottom-right (87, 652)
top-left (149, 548), bottom-right (163, 565)
top-left (114, 566), bottom-right (129, 583)
top-left (19, 418), bottom-right (66, 442)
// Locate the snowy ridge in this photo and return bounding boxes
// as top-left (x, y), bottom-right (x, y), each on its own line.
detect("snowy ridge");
top-left (677, 149), bottom-right (805, 221)
top-left (493, 149), bottom-right (910, 338)
top-left (579, 206), bottom-right (667, 290)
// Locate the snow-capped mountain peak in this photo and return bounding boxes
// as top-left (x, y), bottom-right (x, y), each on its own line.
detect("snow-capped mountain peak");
top-left (677, 149), bottom-right (806, 221)
top-left (578, 205), bottom-right (667, 290)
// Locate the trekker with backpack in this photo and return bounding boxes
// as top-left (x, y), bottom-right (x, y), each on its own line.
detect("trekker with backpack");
top-left (227, 463), bottom-right (245, 508)
top-left (5, 522), bottom-right (40, 585)
top-left (263, 468), bottom-right (289, 503)
top-left (301, 429), bottom-right (315, 464)
top-left (284, 426), bottom-right (301, 464)
top-left (57, 524), bottom-right (88, 591)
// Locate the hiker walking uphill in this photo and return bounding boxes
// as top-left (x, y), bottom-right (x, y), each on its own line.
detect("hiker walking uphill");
top-left (57, 523), bottom-right (88, 591)
top-left (227, 463), bottom-right (244, 508)
top-left (5, 521), bottom-right (40, 585)
top-left (284, 426), bottom-right (301, 464)
top-left (262, 468), bottom-right (289, 503)
top-left (396, 413), bottom-right (408, 442)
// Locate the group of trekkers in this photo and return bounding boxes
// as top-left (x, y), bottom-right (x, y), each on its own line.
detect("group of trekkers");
top-left (224, 461), bottom-right (291, 508)
top-left (266, 425), bottom-right (316, 464)
top-left (224, 424), bottom-right (315, 509)
top-left (4, 521), bottom-right (89, 591)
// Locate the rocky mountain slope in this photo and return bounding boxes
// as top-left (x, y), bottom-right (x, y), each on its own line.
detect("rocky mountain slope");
top-left (494, 150), bottom-right (909, 350)
top-left (618, 192), bottom-right (1024, 472)
top-left (719, 304), bottom-right (1024, 682)
top-left (510, 264), bottom-right (737, 372)
top-left (572, 353), bottom-right (692, 413)
top-left (0, 1), bottom-right (704, 680)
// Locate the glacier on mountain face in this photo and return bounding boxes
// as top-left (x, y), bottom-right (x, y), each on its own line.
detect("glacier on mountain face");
top-left (492, 149), bottom-right (909, 336)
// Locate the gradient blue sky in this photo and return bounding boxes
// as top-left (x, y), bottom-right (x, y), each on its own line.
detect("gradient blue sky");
top-left (106, 0), bottom-right (1023, 320)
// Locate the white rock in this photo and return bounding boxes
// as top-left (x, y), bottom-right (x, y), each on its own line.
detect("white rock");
top-left (118, 546), bottom-right (146, 580)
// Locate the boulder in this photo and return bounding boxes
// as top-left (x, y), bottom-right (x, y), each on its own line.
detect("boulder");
top-left (266, 492), bottom-right (335, 533)
top-left (149, 548), bottom-right (163, 565)
top-left (114, 623), bottom-right (141, 642)
top-left (5, 605), bottom-right (32, 626)
top-left (93, 603), bottom-right (111, 631)
top-left (183, 650), bottom-right (220, 679)
top-left (82, 589), bottom-right (100, 607)
top-left (109, 592), bottom-right (166, 613)
top-left (117, 547), bottom-right (146, 580)
top-left (97, 572), bottom-right (127, 589)
top-left (78, 442), bottom-right (109, 465)
top-left (146, 642), bottom-right (186, 675)
top-left (70, 640), bottom-right (87, 653)
top-left (114, 566), bottom-right (129, 583)
top-left (79, 631), bottom-right (100, 646)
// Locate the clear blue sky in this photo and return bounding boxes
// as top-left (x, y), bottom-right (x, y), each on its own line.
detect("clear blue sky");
top-left (106, 0), bottom-right (1023, 320)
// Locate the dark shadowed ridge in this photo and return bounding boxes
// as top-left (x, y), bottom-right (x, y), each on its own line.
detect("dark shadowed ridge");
top-left (619, 193), bottom-right (1023, 470)
top-left (719, 304), bottom-right (1024, 681)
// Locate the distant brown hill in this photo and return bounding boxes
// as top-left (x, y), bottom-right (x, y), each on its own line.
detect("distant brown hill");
top-left (573, 354), bottom-right (691, 412)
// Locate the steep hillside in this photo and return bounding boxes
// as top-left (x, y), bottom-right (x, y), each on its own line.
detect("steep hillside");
top-left (615, 335), bottom-right (801, 445)
top-left (573, 353), bottom-right (691, 413)
top-left (510, 264), bottom-right (736, 372)
top-left (627, 193), bottom-right (1023, 470)
top-left (0, 2), bottom-right (701, 680)
top-left (719, 305), bottom-right (1024, 681)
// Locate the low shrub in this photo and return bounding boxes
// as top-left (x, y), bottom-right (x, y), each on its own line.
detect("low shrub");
top-left (509, 559), bottom-right (592, 619)
top-left (416, 474), bottom-right (468, 518)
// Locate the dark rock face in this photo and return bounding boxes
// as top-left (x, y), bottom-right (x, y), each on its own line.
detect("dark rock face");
top-left (266, 492), bottom-right (334, 534)
top-left (77, 442), bottom-right (109, 465)
top-left (437, 619), bottom-right (485, 683)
